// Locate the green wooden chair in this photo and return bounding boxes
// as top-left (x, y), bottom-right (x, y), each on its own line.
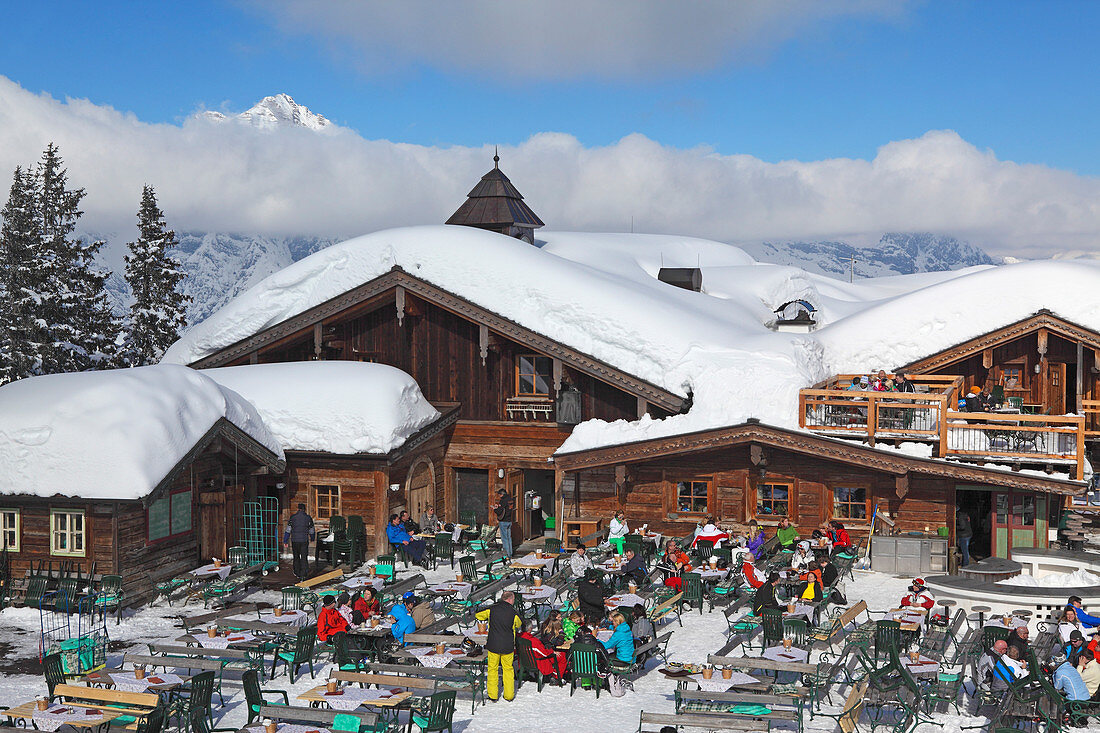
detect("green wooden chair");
top-left (680, 573), bottom-right (705, 614)
top-left (459, 555), bottom-right (502, 588)
top-left (280, 585), bottom-right (311, 613)
top-left (515, 634), bottom-right (558, 691)
top-left (333, 633), bottom-right (367, 673)
top-left (153, 576), bottom-right (188, 606)
top-left (782, 617), bottom-right (809, 646)
top-left (271, 625), bottom-right (317, 682)
top-left (172, 670), bottom-right (215, 730)
top-left (329, 516), bottom-right (347, 537)
top-left (241, 669), bottom-right (288, 725)
top-left (693, 538), bottom-right (715, 563)
top-left (873, 619), bottom-right (902, 661)
top-left (136, 704), bottom-right (166, 733)
top-left (186, 705), bottom-right (238, 733)
top-left (433, 533), bottom-right (455, 570)
top-left (347, 515), bottom-right (365, 540)
top-left (227, 546), bottom-right (248, 566)
top-left (333, 538), bottom-right (354, 568)
top-left (43, 652), bottom-right (66, 702)
top-left (410, 690), bottom-right (456, 733)
top-left (761, 607), bottom-right (784, 649)
top-left (374, 555), bottom-right (396, 584)
top-left (93, 574), bottom-right (124, 625)
top-left (567, 643), bottom-right (603, 698)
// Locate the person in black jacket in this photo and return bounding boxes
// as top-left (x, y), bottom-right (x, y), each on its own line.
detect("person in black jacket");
top-left (282, 503), bottom-right (315, 581)
top-left (1006, 625), bottom-right (1030, 658)
top-left (474, 591), bottom-right (521, 702)
top-left (578, 568), bottom-right (609, 624)
top-left (819, 556), bottom-right (847, 605)
top-left (620, 548), bottom-right (646, 588)
top-left (751, 572), bottom-right (783, 616)
top-left (493, 489), bottom-right (515, 558)
top-left (956, 509), bottom-right (973, 567)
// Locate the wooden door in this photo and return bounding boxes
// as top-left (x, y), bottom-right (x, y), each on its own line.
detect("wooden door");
top-left (407, 461), bottom-right (433, 520)
top-left (507, 470), bottom-right (524, 546)
top-left (198, 491), bottom-right (227, 561)
top-left (1046, 362), bottom-right (1066, 414)
top-left (992, 491), bottom-right (1043, 558)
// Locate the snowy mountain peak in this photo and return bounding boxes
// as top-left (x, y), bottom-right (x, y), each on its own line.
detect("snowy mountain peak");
top-left (201, 94), bottom-right (332, 131)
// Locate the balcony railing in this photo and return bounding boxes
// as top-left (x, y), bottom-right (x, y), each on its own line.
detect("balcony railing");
top-left (800, 373), bottom-right (1085, 480)
top-left (505, 396), bottom-right (554, 421)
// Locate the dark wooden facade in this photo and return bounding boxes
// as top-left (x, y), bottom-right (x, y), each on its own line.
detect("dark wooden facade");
top-left (553, 423), bottom-right (1081, 562)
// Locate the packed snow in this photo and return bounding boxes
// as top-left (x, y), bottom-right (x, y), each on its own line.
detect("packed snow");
top-left (1000, 569), bottom-right (1100, 587)
top-left (205, 362), bottom-right (441, 454)
top-left (0, 364), bottom-right (282, 500)
top-left (161, 225), bottom-right (1100, 454)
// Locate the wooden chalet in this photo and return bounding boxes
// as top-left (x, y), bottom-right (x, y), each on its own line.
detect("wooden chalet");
top-left (185, 265), bottom-right (686, 555)
top-left (0, 418), bottom-right (283, 605)
top-left (552, 421), bottom-right (1083, 563)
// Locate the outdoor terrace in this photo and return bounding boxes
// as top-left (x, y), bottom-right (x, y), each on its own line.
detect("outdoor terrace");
top-left (799, 373), bottom-right (1086, 479)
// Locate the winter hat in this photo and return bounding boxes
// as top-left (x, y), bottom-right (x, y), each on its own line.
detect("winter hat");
top-left (403, 591), bottom-right (417, 603)
top-left (798, 540), bottom-right (811, 552)
top-left (1071, 629), bottom-right (1085, 641)
top-left (912, 577), bottom-right (925, 588)
top-left (1051, 651), bottom-right (1068, 665)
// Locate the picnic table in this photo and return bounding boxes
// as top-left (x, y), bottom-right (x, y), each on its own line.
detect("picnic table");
top-left (296, 684), bottom-right (412, 711)
top-left (692, 567), bottom-right (730, 582)
top-left (245, 725), bottom-right (332, 733)
top-left (191, 562), bottom-right (233, 581)
top-left (463, 629), bottom-right (489, 646)
top-left (900, 653), bottom-right (940, 677)
top-left (255, 609), bottom-right (309, 627)
top-left (688, 670), bottom-right (763, 692)
top-left (8, 703), bottom-right (125, 732)
top-left (510, 553), bottom-right (556, 572)
top-left (428, 581), bottom-right (473, 599)
top-left (81, 668), bottom-right (190, 694)
top-left (887, 607), bottom-right (927, 631)
top-left (350, 618), bottom-right (394, 636)
top-left (984, 615), bottom-right (1029, 630)
top-left (180, 631), bottom-right (260, 649)
top-left (518, 585), bottom-right (556, 603)
top-left (339, 576), bottom-right (385, 592)
top-left (605, 593), bottom-right (646, 609)
top-left (406, 645), bottom-right (471, 668)
top-left (761, 645), bottom-right (809, 664)
top-left (780, 603), bottom-right (815, 621)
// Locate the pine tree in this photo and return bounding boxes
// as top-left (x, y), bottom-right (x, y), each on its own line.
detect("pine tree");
top-left (34, 143), bottom-right (119, 372)
top-left (0, 166), bottom-right (47, 383)
top-left (121, 185), bottom-right (190, 365)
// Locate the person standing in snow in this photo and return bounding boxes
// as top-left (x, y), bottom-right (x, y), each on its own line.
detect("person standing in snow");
top-left (475, 590), bottom-right (522, 702)
top-left (282, 503), bottom-right (315, 581)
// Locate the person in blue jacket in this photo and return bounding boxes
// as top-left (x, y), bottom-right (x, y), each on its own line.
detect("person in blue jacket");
top-left (1068, 596), bottom-right (1100, 628)
top-left (388, 593), bottom-right (418, 645)
top-left (386, 513), bottom-right (427, 566)
top-left (601, 610), bottom-right (635, 667)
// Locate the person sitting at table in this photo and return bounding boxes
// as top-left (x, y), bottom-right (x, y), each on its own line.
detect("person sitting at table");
top-left (899, 578), bottom-right (935, 610)
top-left (893, 371), bottom-right (916, 393)
top-left (1002, 645), bottom-right (1027, 679)
top-left (519, 623), bottom-right (566, 680)
top-left (776, 517), bottom-right (799, 550)
top-left (791, 541), bottom-right (814, 571)
top-left (398, 509), bottom-right (420, 535)
top-left (579, 568), bottom-right (609, 624)
top-left (318, 594), bottom-right (350, 643)
top-left (608, 511), bottom-right (629, 554)
top-left (1067, 596), bottom-right (1100, 630)
top-left (419, 505), bottom-right (441, 534)
top-left (745, 522), bottom-right (767, 557)
top-left (1006, 625), bottom-right (1030, 658)
top-left (569, 543), bottom-right (594, 578)
top-left (751, 572), bottom-right (783, 616)
top-left (818, 556), bottom-right (847, 605)
top-left (620, 548), bottom-right (646, 588)
top-left (661, 541), bottom-right (693, 591)
top-left (601, 610), bottom-right (636, 669)
top-left (563, 610), bottom-right (585, 644)
top-left (540, 611), bottom-right (566, 648)
top-left (353, 587), bottom-right (381, 617)
top-left (872, 369), bottom-right (892, 392)
top-left (336, 592), bottom-right (354, 625)
top-left (827, 521), bottom-right (853, 557)
top-left (1061, 606), bottom-right (1095, 642)
top-left (1051, 650), bottom-right (1092, 725)
top-left (1066, 629), bottom-right (1089, 667)
top-left (692, 516), bottom-right (731, 549)
top-left (977, 639), bottom-right (1013, 693)
top-left (740, 552), bottom-right (767, 590)
top-left (387, 594), bottom-right (418, 646)
top-left (386, 513), bottom-right (428, 567)
top-left (798, 562), bottom-right (823, 602)
top-left (410, 594), bottom-right (436, 628)
top-left (631, 603), bottom-right (655, 645)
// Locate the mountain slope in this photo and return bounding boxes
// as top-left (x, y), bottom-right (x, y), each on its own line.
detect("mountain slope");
top-left (201, 93), bottom-right (332, 131)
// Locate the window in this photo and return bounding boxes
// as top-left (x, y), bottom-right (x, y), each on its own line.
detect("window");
top-left (676, 481), bottom-right (709, 514)
top-left (0, 509), bottom-right (19, 552)
top-left (516, 354), bottom-right (552, 397)
top-left (314, 485), bottom-right (340, 519)
top-left (51, 510), bottom-right (85, 557)
top-left (1002, 366), bottom-right (1023, 389)
top-left (147, 488), bottom-right (192, 542)
top-left (756, 482), bottom-right (792, 518)
top-left (833, 486), bottom-right (869, 520)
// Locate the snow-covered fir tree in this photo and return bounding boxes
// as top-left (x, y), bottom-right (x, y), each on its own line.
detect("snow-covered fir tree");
top-left (121, 185), bottom-right (190, 365)
top-left (34, 143), bottom-right (118, 372)
top-left (0, 166), bottom-right (47, 383)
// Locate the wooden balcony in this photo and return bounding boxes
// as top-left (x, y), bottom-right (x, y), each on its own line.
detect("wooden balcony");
top-left (800, 374), bottom-right (1085, 480)
top-left (505, 396), bottom-right (555, 421)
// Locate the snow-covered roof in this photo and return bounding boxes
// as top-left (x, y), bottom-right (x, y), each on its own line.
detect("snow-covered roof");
top-left (0, 365), bottom-right (283, 500)
top-left (161, 225), bottom-right (1100, 454)
top-left (203, 362), bottom-right (441, 455)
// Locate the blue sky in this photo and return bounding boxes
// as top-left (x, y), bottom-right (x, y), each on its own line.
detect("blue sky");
top-left (3, 1), bottom-right (1099, 173)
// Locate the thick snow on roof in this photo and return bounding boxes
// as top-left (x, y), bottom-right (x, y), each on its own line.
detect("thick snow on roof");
top-left (161, 225), bottom-right (1100, 454)
top-left (0, 365), bottom-right (282, 500)
top-left (204, 362), bottom-right (441, 454)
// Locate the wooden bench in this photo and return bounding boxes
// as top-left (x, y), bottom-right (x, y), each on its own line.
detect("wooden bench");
top-left (36, 684), bottom-right (156, 729)
top-left (355, 661), bottom-right (483, 712)
top-left (812, 599), bottom-right (868, 650)
top-left (179, 603), bottom-right (262, 631)
top-left (707, 653), bottom-right (817, 675)
top-left (638, 711), bottom-right (767, 731)
top-left (383, 573), bottom-right (426, 601)
top-left (677, 689), bottom-right (802, 726)
top-left (296, 568), bottom-right (343, 589)
top-left (255, 704), bottom-right (379, 729)
top-left (211, 619), bottom-right (302, 636)
top-left (648, 592), bottom-right (683, 627)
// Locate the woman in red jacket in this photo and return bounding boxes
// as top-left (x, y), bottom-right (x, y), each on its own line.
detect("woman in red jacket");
top-left (828, 521), bottom-right (853, 557)
top-left (317, 595), bottom-right (349, 642)
top-left (519, 630), bottom-right (566, 679)
top-left (352, 588), bottom-right (381, 617)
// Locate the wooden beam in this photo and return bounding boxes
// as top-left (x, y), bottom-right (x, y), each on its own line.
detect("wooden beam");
top-left (552, 358), bottom-right (563, 392)
top-left (249, 351), bottom-right (258, 365)
top-left (313, 323), bottom-right (323, 358)
top-left (1037, 328), bottom-right (1048, 356)
top-left (479, 324), bottom-right (489, 365)
top-left (895, 473), bottom-right (909, 499)
top-left (395, 285), bottom-right (406, 326)
top-left (982, 348), bottom-right (993, 369)
top-left (1078, 342), bottom-right (1085, 412)
top-left (637, 397), bottom-right (648, 419)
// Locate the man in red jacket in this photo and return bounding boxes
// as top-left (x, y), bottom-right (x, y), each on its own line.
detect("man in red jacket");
top-left (317, 594), bottom-right (349, 642)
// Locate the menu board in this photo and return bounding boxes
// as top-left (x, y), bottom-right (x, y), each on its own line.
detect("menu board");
top-left (171, 490), bottom-right (192, 535)
top-left (147, 496), bottom-right (170, 541)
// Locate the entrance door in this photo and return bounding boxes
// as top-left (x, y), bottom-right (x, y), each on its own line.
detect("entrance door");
top-left (454, 469), bottom-right (489, 526)
top-left (522, 470), bottom-right (555, 539)
top-left (1046, 362), bottom-right (1066, 414)
top-left (407, 460), bottom-right (434, 520)
top-left (506, 471), bottom-right (524, 549)
top-left (956, 490), bottom-right (992, 561)
top-left (198, 490), bottom-right (227, 561)
top-left (991, 492), bottom-right (1047, 557)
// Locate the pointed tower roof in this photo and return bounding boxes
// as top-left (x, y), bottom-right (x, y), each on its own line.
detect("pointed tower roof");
top-left (445, 151), bottom-right (544, 233)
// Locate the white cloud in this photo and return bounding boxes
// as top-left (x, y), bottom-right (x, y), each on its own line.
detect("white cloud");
top-left (0, 75), bottom-right (1099, 259)
top-left (248, 0), bottom-right (908, 81)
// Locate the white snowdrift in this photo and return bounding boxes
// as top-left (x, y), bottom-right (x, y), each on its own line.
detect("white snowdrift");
top-left (161, 225), bottom-right (1100, 455)
top-left (1000, 569), bottom-right (1100, 588)
top-left (204, 362), bottom-right (440, 454)
top-left (0, 365), bottom-right (283, 500)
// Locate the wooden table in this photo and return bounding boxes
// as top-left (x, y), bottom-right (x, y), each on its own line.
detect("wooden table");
top-left (4, 701), bottom-right (125, 730)
top-left (297, 684), bottom-right (412, 709)
top-left (80, 668), bottom-right (191, 694)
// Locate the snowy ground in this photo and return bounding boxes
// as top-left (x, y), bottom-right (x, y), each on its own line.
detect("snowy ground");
top-left (2, 566), bottom-right (1096, 732)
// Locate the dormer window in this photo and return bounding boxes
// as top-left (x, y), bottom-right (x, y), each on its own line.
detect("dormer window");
top-left (516, 354), bottom-right (552, 397)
